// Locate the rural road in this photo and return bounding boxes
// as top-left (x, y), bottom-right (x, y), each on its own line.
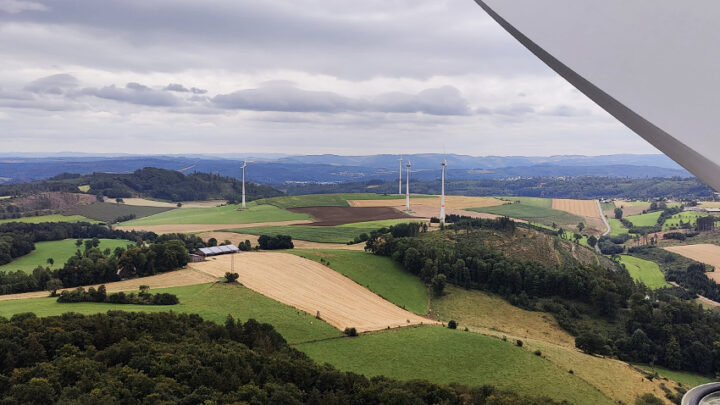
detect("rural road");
top-left (595, 200), bottom-right (610, 254)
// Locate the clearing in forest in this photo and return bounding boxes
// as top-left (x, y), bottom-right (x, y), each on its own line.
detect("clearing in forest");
top-left (664, 244), bottom-right (720, 282)
top-left (617, 255), bottom-right (670, 289)
top-left (188, 252), bottom-right (431, 332)
top-left (551, 199), bottom-right (600, 218)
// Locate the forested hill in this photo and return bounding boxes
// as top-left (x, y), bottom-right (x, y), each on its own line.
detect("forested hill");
top-left (0, 167), bottom-right (284, 202)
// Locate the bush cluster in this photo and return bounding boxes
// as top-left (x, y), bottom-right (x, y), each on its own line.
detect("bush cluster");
top-left (57, 285), bottom-right (179, 305)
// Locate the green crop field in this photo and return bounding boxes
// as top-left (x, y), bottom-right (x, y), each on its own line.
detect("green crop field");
top-left (635, 364), bottom-right (713, 387)
top-left (625, 211), bottom-right (661, 227)
top-left (121, 203), bottom-right (308, 225)
top-left (338, 218), bottom-right (424, 228)
top-left (470, 203), bottom-right (582, 229)
top-left (607, 217), bottom-right (630, 236)
top-left (662, 211), bottom-right (708, 230)
top-left (0, 214), bottom-right (97, 225)
top-left (291, 250), bottom-right (428, 314)
top-left (0, 238), bottom-right (134, 273)
top-left (0, 283), bottom-right (339, 344)
top-left (600, 201), bottom-right (616, 211)
top-left (226, 225), bottom-right (372, 243)
top-left (64, 202), bottom-right (173, 223)
top-left (296, 326), bottom-right (613, 405)
top-left (495, 196), bottom-right (552, 208)
top-left (618, 255), bottom-right (670, 289)
top-left (255, 193), bottom-right (431, 209)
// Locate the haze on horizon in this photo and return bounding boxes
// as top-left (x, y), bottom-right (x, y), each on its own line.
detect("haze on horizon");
top-left (0, 0), bottom-right (658, 156)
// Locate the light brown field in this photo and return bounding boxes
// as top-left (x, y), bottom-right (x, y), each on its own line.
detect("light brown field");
top-left (115, 220), bottom-right (313, 234)
top-left (189, 252), bottom-right (432, 332)
top-left (348, 196), bottom-right (506, 210)
top-left (118, 198), bottom-right (226, 208)
top-left (0, 269), bottom-right (216, 301)
top-left (664, 244), bottom-right (720, 282)
top-left (197, 232), bottom-right (366, 251)
top-left (551, 199), bottom-right (601, 218)
top-left (614, 200), bottom-right (652, 216)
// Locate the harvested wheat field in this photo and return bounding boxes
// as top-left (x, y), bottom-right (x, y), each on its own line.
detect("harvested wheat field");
top-left (348, 196), bottom-right (506, 210)
top-left (0, 269), bottom-right (216, 301)
top-left (119, 198), bottom-right (226, 208)
top-left (664, 244), bottom-right (720, 282)
top-left (189, 252), bottom-right (432, 332)
top-left (614, 200), bottom-right (652, 216)
top-left (116, 220), bottom-right (313, 234)
top-left (552, 199), bottom-right (601, 218)
top-left (197, 232), bottom-right (366, 251)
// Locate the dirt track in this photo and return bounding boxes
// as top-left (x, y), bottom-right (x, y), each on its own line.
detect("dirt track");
top-left (288, 206), bottom-right (411, 226)
top-left (664, 244), bottom-right (720, 282)
top-left (552, 199), bottom-right (600, 218)
top-left (0, 269), bottom-right (216, 301)
top-left (189, 252), bottom-right (431, 332)
top-left (115, 220), bottom-right (313, 234)
top-left (197, 232), bottom-right (366, 251)
top-left (348, 196), bottom-right (505, 210)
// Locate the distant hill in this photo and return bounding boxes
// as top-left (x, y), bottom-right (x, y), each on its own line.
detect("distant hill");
top-left (0, 153), bottom-right (692, 185)
top-left (0, 167), bottom-right (283, 202)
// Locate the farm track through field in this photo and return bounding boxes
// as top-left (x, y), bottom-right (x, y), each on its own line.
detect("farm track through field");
top-left (0, 269), bottom-right (216, 301)
top-left (115, 220), bottom-right (314, 234)
top-left (189, 252), bottom-right (434, 332)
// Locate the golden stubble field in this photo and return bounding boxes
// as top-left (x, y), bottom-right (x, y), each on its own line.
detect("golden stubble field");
top-left (189, 252), bottom-right (432, 332)
top-left (551, 198), bottom-right (601, 218)
top-left (664, 244), bottom-right (720, 282)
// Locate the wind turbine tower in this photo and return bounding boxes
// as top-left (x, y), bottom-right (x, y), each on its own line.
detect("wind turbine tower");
top-left (398, 156), bottom-right (403, 195)
top-left (405, 161), bottom-right (411, 211)
top-left (241, 161), bottom-right (247, 209)
top-left (440, 158), bottom-right (447, 224)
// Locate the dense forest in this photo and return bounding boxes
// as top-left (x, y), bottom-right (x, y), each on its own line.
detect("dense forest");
top-left (281, 177), bottom-right (713, 199)
top-left (367, 220), bottom-right (720, 376)
top-left (0, 167), bottom-right (284, 202)
top-left (0, 311), bottom-right (566, 405)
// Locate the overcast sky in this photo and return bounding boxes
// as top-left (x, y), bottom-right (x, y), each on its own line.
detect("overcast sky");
top-left (0, 0), bottom-right (659, 156)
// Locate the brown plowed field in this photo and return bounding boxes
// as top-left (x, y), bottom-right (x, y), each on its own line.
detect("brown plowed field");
top-left (552, 199), bottom-right (600, 218)
top-left (189, 252), bottom-right (432, 332)
top-left (115, 220), bottom-right (313, 234)
top-left (0, 269), bottom-right (216, 301)
top-left (288, 206), bottom-right (412, 226)
top-left (348, 196), bottom-right (505, 210)
top-left (664, 244), bottom-right (720, 282)
top-left (197, 232), bottom-right (366, 251)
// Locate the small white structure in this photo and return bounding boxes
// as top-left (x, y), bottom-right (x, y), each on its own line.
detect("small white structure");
top-left (197, 245), bottom-right (239, 258)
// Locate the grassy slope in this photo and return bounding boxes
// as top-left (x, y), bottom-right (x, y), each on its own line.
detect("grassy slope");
top-left (635, 364), bottom-right (714, 388)
top-left (122, 203), bottom-right (308, 225)
top-left (77, 185), bottom-right (90, 192)
top-left (0, 239), bottom-right (134, 273)
top-left (619, 255), bottom-right (670, 289)
top-left (625, 211), bottom-right (662, 227)
top-left (470, 203), bottom-right (582, 229)
top-left (296, 326), bottom-right (612, 405)
top-left (256, 193), bottom-right (415, 209)
top-left (607, 217), bottom-right (630, 236)
top-left (290, 250), bottom-right (428, 314)
top-left (0, 283), bottom-right (339, 344)
top-left (65, 202), bottom-right (172, 222)
top-left (226, 225), bottom-right (373, 243)
top-left (0, 214), bottom-right (97, 225)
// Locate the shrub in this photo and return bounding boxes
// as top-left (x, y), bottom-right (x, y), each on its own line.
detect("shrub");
top-left (534, 350), bottom-right (542, 356)
top-left (224, 272), bottom-right (239, 283)
top-left (448, 320), bottom-right (458, 329)
top-left (344, 327), bottom-right (358, 337)
top-left (258, 234), bottom-right (293, 250)
top-left (516, 339), bottom-right (523, 347)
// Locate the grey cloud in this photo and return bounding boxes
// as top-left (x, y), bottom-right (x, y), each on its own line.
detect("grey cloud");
top-left (81, 82), bottom-right (181, 106)
top-left (493, 104), bottom-right (535, 116)
top-left (24, 73), bottom-right (79, 94)
top-left (213, 83), bottom-right (471, 116)
top-left (190, 87), bottom-right (207, 94)
top-left (164, 83), bottom-right (189, 92)
top-left (541, 105), bottom-right (587, 117)
top-left (0, 0), bottom-right (47, 13)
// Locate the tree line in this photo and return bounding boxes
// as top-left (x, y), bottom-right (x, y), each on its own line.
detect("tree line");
top-left (57, 285), bottom-right (179, 305)
top-left (0, 311), bottom-right (567, 405)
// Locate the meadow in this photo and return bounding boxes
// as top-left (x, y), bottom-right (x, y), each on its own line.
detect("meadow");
top-left (255, 193), bottom-right (414, 209)
top-left (618, 255), bottom-right (670, 289)
top-left (291, 249), bottom-right (428, 314)
top-left (0, 239), bottom-right (134, 273)
top-left (625, 211), bottom-right (662, 227)
top-left (607, 217), bottom-right (630, 236)
top-left (635, 364), bottom-right (714, 388)
top-left (662, 211), bottom-right (707, 230)
top-left (64, 202), bottom-right (172, 222)
top-left (471, 202), bottom-right (582, 229)
top-left (121, 202), bottom-right (308, 225)
top-left (227, 225), bottom-right (373, 243)
top-left (0, 214), bottom-right (97, 225)
top-left (0, 283), bottom-right (339, 344)
top-left (296, 325), bottom-right (614, 405)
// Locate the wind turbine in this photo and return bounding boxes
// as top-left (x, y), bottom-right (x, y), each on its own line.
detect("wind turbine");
top-left (398, 156), bottom-right (403, 195)
top-left (405, 161), bottom-right (411, 211)
top-left (241, 161), bottom-right (247, 209)
top-left (440, 157), bottom-right (447, 224)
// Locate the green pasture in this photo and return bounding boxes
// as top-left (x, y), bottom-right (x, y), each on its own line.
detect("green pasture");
top-left (255, 193), bottom-right (432, 209)
top-left (625, 211), bottom-right (661, 227)
top-left (600, 201), bottom-right (616, 211)
top-left (121, 203), bottom-right (308, 225)
top-left (226, 225), bottom-right (372, 243)
top-left (662, 211), bottom-right (708, 230)
top-left (618, 255), bottom-right (670, 289)
top-left (470, 203), bottom-right (582, 229)
top-left (634, 364), bottom-right (713, 388)
top-left (296, 326), bottom-right (613, 405)
top-left (607, 217), bottom-right (630, 236)
top-left (619, 200), bottom-right (652, 207)
top-left (0, 214), bottom-right (97, 225)
top-left (495, 196), bottom-right (552, 208)
top-left (291, 250), bottom-right (428, 314)
top-left (0, 239), bottom-right (134, 273)
top-left (0, 283), bottom-right (339, 344)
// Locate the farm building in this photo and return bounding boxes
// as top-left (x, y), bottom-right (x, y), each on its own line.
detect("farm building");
top-left (197, 245), bottom-right (239, 257)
